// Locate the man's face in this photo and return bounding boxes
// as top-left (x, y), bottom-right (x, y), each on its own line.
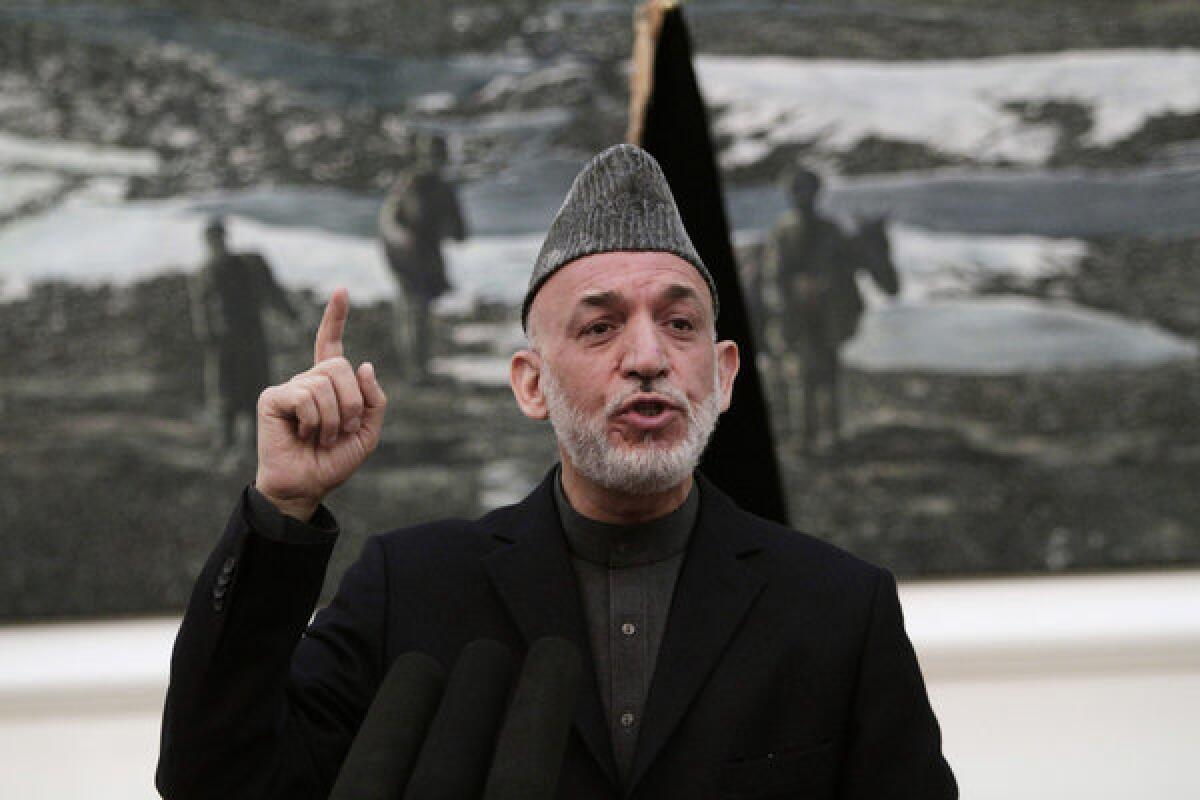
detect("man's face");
top-left (513, 251), bottom-right (738, 495)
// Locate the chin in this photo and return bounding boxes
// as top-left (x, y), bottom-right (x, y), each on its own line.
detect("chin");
top-left (592, 466), bottom-right (692, 496)
top-left (609, 429), bottom-right (686, 451)
top-left (581, 441), bottom-right (699, 496)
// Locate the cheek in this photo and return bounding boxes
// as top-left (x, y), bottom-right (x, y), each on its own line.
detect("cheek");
top-left (554, 363), bottom-right (612, 409)
top-left (683, 352), bottom-right (719, 394)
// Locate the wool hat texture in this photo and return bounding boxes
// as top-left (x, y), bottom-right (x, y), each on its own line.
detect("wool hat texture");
top-left (521, 144), bottom-right (718, 329)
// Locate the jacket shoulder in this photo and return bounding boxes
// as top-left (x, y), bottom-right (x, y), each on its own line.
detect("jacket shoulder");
top-left (370, 514), bottom-right (498, 560)
top-left (703, 481), bottom-right (886, 594)
top-left (367, 490), bottom-right (544, 557)
top-left (769, 517), bottom-right (880, 575)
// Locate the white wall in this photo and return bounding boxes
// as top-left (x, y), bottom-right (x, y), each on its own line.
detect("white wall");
top-left (901, 571), bottom-right (1200, 799)
top-left (2, 571), bottom-right (1198, 799)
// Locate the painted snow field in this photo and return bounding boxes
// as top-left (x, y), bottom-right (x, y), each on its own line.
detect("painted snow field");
top-left (2, 182), bottom-right (1193, 375)
top-left (0, 131), bottom-right (160, 176)
top-left (696, 50), bottom-right (1200, 167)
top-left (883, 224), bottom-right (1088, 302)
top-left (0, 183), bottom-right (541, 311)
top-left (0, 170), bottom-right (68, 214)
top-left (844, 297), bottom-right (1198, 374)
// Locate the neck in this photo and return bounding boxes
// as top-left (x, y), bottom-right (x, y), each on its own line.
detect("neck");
top-left (558, 456), bottom-right (692, 525)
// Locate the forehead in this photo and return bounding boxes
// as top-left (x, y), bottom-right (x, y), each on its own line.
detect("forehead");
top-left (536, 250), bottom-right (711, 313)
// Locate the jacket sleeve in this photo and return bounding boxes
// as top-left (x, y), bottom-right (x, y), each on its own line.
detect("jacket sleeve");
top-left (156, 488), bottom-right (390, 800)
top-left (837, 569), bottom-right (958, 800)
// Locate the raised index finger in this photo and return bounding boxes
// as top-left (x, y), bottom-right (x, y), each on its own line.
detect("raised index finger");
top-left (314, 287), bottom-right (350, 365)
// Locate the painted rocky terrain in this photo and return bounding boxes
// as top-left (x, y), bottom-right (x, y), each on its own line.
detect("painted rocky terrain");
top-left (3, 0), bottom-right (1199, 619)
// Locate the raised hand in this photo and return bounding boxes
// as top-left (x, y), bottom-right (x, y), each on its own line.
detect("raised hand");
top-left (254, 287), bottom-right (387, 521)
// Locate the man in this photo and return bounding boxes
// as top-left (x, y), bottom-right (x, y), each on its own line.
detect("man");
top-left (189, 217), bottom-right (299, 451)
top-left (159, 145), bottom-right (955, 799)
top-left (378, 131), bottom-right (467, 382)
top-left (763, 166), bottom-right (856, 450)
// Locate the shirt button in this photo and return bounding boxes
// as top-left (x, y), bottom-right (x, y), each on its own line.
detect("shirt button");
top-left (620, 711), bottom-right (635, 728)
top-left (621, 622), bottom-right (637, 636)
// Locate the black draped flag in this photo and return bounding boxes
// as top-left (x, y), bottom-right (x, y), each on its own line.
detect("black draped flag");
top-left (628, 0), bottom-right (788, 524)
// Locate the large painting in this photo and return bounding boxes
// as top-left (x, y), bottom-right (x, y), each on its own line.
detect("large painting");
top-left (2, 0), bottom-right (1198, 620)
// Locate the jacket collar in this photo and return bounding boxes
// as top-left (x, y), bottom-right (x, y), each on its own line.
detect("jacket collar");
top-left (482, 468), bottom-right (769, 793)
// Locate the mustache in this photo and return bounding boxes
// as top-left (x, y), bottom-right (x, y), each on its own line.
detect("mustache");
top-left (603, 380), bottom-right (692, 419)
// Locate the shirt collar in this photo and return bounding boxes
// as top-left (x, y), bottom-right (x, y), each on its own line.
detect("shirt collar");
top-left (552, 466), bottom-right (698, 567)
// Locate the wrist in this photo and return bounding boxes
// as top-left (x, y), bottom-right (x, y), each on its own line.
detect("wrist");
top-left (252, 481), bottom-right (320, 523)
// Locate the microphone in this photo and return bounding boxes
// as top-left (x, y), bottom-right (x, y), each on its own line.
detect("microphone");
top-left (328, 651), bottom-right (447, 800)
top-left (483, 636), bottom-right (583, 800)
top-left (403, 639), bottom-right (519, 799)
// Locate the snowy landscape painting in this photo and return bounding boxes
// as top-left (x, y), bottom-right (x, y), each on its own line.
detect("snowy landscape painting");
top-left (3, 1), bottom-right (1199, 619)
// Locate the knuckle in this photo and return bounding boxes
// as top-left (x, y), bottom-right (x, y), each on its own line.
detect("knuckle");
top-left (319, 355), bottom-right (352, 374)
top-left (297, 382), bottom-right (318, 405)
top-left (312, 377), bottom-right (335, 401)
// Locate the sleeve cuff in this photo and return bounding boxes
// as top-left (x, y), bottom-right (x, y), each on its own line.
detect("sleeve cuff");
top-left (245, 484), bottom-right (339, 544)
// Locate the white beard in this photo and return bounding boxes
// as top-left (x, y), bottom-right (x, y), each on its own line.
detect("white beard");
top-left (541, 361), bottom-right (723, 495)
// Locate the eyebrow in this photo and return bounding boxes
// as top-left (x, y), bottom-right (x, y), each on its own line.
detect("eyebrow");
top-left (565, 283), bottom-right (707, 331)
top-left (661, 284), bottom-right (702, 305)
top-left (578, 289), bottom-right (622, 309)
top-left (577, 284), bottom-right (700, 308)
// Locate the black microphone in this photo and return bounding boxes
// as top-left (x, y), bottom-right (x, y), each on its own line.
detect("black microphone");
top-left (403, 638), bottom-right (519, 799)
top-left (483, 636), bottom-right (583, 800)
top-left (328, 651), bottom-right (447, 800)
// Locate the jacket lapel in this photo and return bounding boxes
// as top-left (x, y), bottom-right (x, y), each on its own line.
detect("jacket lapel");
top-left (627, 476), bottom-right (768, 792)
top-left (482, 472), bottom-right (621, 787)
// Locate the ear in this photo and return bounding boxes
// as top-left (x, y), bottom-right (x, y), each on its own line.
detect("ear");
top-left (510, 348), bottom-right (549, 420)
top-left (715, 339), bottom-right (739, 413)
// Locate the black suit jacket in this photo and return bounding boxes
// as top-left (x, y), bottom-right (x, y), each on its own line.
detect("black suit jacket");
top-left (157, 470), bottom-right (956, 799)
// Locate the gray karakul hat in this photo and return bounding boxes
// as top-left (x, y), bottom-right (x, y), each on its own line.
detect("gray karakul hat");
top-left (521, 143), bottom-right (718, 329)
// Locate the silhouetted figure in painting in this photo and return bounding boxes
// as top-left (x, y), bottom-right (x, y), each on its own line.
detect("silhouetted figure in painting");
top-left (764, 167), bottom-right (899, 450)
top-left (190, 217), bottom-right (298, 452)
top-left (378, 132), bottom-right (467, 382)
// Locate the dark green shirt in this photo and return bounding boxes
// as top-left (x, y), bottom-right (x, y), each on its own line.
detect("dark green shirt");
top-left (553, 470), bottom-right (698, 786)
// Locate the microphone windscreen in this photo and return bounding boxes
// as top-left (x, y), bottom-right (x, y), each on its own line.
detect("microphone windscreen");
top-left (403, 638), bottom-right (518, 800)
top-left (328, 651), bottom-right (447, 800)
top-left (483, 636), bottom-right (582, 800)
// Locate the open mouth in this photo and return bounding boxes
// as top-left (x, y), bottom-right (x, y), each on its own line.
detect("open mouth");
top-left (632, 400), bottom-right (667, 417)
top-left (615, 394), bottom-right (680, 433)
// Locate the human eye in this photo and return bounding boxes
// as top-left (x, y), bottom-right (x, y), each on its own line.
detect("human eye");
top-left (667, 316), bottom-right (696, 332)
top-left (581, 319), bottom-right (616, 337)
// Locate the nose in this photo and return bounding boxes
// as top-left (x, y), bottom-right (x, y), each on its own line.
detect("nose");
top-left (620, 313), bottom-right (669, 384)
